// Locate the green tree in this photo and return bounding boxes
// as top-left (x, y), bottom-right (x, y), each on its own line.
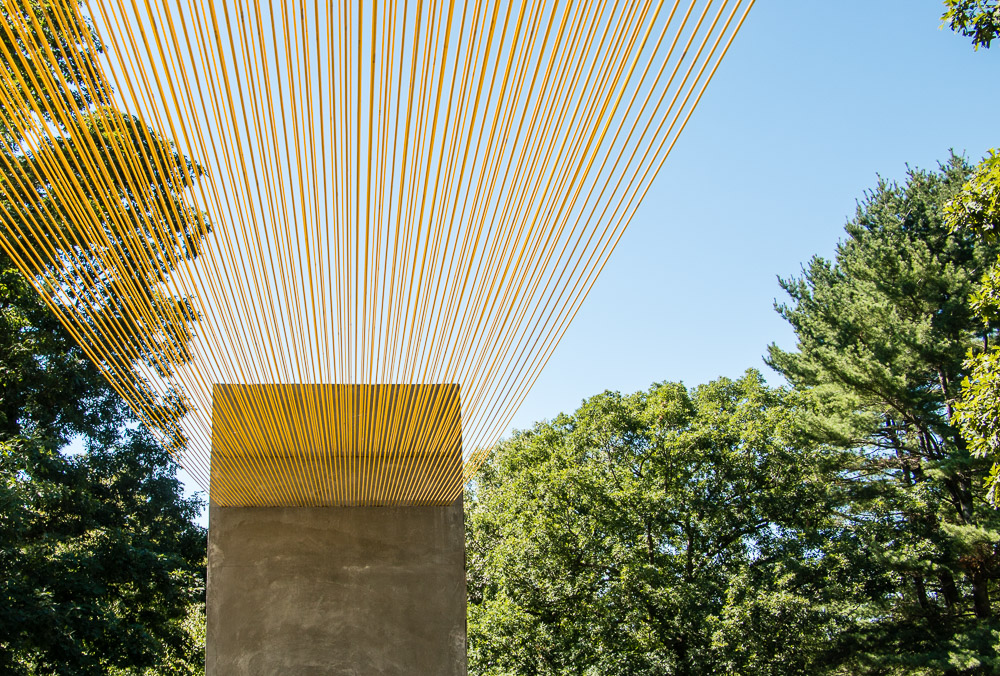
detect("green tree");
top-left (768, 157), bottom-right (1000, 673)
top-left (467, 371), bottom-right (858, 676)
top-left (0, 0), bottom-right (208, 432)
top-left (0, 1), bottom-right (209, 672)
top-left (0, 251), bottom-right (207, 675)
top-left (940, 0), bottom-right (1000, 506)
top-left (948, 152), bottom-right (1000, 498)
top-left (0, 440), bottom-right (206, 675)
top-left (943, 0), bottom-right (1000, 49)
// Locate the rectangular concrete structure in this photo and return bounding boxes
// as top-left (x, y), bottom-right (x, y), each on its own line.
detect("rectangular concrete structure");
top-left (211, 384), bottom-right (463, 507)
top-left (207, 499), bottom-right (467, 675)
top-left (207, 384), bottom-right (467, 674)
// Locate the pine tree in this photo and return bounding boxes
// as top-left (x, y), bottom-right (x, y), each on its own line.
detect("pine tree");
top-left (768, 157), bottom-right (1000, 673)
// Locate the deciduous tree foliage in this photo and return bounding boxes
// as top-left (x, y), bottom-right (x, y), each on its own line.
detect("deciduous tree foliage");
top-left (943, 0), bottom-right (1000, 49)
top-left (0, 0), bottom-right (209, 438)
top-left (0, 2), bottom-right (208, 673)
top-left (0, 252), bottom-right (206, 675)
top-left (467, 372), bottom-right (861, 675)
top-left (948, 153), bottom-right (1000, 506)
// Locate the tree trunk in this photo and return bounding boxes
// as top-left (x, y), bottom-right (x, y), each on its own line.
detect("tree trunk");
top-left (914, 575), bottom-right (930, 611)
top-left (972, 568), bottom-right (992, 618)
top-left (940, 571), bottom-right (960, 610)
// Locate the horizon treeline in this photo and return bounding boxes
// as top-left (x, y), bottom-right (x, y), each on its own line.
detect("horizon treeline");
top-left (465, 155), bottom-right (1000, 675)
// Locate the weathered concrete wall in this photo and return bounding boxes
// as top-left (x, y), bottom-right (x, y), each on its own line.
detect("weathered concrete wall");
top-left (206, 498), bottom-right (467, 675)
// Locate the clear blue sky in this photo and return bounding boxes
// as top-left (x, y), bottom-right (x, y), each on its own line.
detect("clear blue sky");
top-left (508, 0), bottom-right (1000, 431)
top-left (179, 0), bottom-right (999, 505)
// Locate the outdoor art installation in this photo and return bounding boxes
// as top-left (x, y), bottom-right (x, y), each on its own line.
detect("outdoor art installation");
top-left (0, 0), bottom-right (751, 672)
top-left (0, 0), bottom-right (750, 502)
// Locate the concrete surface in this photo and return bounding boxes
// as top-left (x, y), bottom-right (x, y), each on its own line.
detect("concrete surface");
top-left (206, 498), bottom-right (467, 675)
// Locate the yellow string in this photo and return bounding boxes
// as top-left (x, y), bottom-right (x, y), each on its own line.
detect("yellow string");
top-left (0, 0), bottom-right (753, 506)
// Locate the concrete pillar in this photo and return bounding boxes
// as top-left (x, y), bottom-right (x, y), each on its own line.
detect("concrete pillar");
top-left (205, 384), bottom-right (467, 675)
top-left (206, 499), bottom-right (467, 675)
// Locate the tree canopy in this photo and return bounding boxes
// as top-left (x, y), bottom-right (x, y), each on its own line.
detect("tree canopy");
top-left (945, 152), bottom-right (1000, 499)
top-left (468, 158), bottom-right (1000, 675)
top-left (943, 0), bottom-right (1000, 49)
top-left (0, 0), bottom-right (209, 451)
top-left (0, 248), bottom-right (207, 674)
top-left (766, 158), bottom-right (1000, 672)
top-left (468, 372), bottom-right (853, 675)
top-left (0, 2), bottom-right (208, 672)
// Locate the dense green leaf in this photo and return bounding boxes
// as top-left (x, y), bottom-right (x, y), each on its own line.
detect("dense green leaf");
top-left (943, 0), bottom-right (1000, 49)
top-left (766, 158), bottom-right (1000, 673)
top-left (467, 373), bottom-right (858, 675)
top-left (0, 3), bottom-right (207, 673)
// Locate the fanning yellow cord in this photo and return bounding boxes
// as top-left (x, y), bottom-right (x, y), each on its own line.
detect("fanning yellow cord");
top-left (0, 0), bottom-right (753, 505)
